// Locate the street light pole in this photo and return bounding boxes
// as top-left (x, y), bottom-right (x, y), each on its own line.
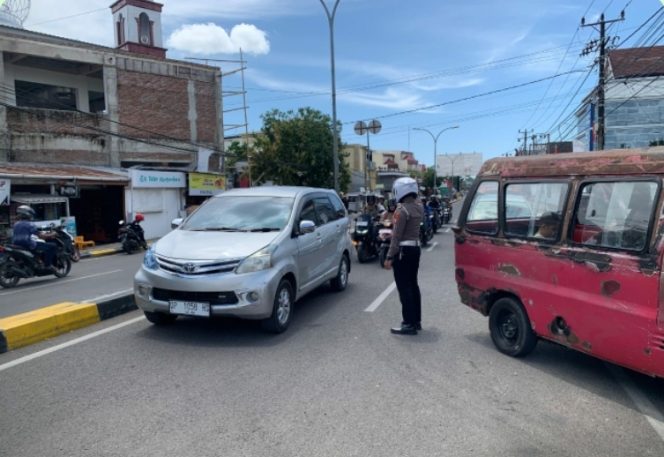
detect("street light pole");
top-left (320, 0), bottom-right (341, 192)
top-left (413, 125), bottom-right (459, 193)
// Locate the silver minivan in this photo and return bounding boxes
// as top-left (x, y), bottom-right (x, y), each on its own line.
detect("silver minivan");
top-left (134, 186), bottom-right (352, 333)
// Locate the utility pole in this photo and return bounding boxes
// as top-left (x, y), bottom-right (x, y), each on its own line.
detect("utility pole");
top-left (582, 11), bottom-right (624, 151)
top-left (518, 129), bottom-right (532, 156)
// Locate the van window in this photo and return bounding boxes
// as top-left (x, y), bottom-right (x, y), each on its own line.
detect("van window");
top-left (466, 181), bottom-right (499, 234)
top-left (505, 182), bottom-right (568, 240)
top-left (571, 181), bottom-right (658, 251)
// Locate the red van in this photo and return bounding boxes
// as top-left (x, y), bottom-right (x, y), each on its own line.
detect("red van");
top-left (454, 149), bottom-right (664, 378)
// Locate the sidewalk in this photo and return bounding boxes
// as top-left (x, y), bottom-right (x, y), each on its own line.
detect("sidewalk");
top-left (0, 240), bottom-right (151, 353)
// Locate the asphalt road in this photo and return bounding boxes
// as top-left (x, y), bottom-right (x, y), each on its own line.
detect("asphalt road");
top-left (1, 214), bottom-right (663, 457)
top-left (0, 253), bottom-right (144, 318)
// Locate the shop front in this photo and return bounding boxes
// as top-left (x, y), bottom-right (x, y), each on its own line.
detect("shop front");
top-left (0, 165), bottom-right (129, 243)
top-left (126, 169), bottom-right (186, 240)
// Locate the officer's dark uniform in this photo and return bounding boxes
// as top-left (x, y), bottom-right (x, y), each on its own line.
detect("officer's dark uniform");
top-left (386, 194), bottom-right (424, 334)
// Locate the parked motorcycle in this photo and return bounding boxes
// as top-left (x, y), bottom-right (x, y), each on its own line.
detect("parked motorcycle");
top-left (40, 222), bottom-right (80, 262)
top-left (352, 213), bottom-right (379, 263)
top-left (118, 215), bottom-right (148, 254)
top-left (377, 220), bottom-right (393, 268)
top-left (0, 238), bottom-right (72, 289)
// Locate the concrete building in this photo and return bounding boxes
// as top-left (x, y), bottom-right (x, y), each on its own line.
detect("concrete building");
top-left (0, 0), bottom-right (223, 241)
top-left (436, 152), bottom-right (483, 177)
top-left (575, 46), bottom-right (664, 151)
top-left (342, 143), bottom-right (376, 193)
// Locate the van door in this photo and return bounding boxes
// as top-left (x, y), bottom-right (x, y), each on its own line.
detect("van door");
top-left (559, 180), bottom-right (662, 375)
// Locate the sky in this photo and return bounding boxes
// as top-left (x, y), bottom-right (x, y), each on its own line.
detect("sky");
top-left (19, 0), bottom-right (664, 165)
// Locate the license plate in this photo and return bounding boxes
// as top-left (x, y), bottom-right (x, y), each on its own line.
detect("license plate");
top-left (169, 300), bottom-right (210, 317)
top-left (356, 221), bottom-right (368, 227)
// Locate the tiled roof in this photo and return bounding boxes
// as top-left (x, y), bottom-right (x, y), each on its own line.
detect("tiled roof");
top-left (609, 46), bottom-right (664, 79)
top-left (0, 163), bottom-right (128, 182)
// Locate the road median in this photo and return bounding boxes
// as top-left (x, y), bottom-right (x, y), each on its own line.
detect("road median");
top-left (0, 294), bottom-right (136, 353)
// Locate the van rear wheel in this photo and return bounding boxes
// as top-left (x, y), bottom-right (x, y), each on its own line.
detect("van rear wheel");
top-left (489, 297), bottom-right (537, 357)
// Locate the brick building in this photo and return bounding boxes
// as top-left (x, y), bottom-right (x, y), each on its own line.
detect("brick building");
top-left (0, 0), bottom-right (223, 241)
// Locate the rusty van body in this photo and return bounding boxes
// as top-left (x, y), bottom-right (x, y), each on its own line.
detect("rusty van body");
top-left (454, 149), bottom-right (664, 378)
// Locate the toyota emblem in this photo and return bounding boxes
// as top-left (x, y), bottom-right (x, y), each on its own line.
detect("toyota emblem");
top-left (182, 263), bottom-right (197, 273)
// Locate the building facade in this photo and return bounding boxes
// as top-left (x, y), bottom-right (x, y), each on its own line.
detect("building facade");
top-left (575, 46), bottom-right (664, 151)
top-left (0, 0), bottom-right (223, 241)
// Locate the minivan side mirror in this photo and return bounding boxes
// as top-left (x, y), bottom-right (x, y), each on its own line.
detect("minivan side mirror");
top-left (299, 220), bottom-right (316, 234)
top-left (171, 218), bottom-right (184, 229)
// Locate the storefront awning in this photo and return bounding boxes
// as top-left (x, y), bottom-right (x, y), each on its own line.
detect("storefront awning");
top-left (0, 164), bottom-right (129, 183)
top-left (11, 195), bottom-right (68, 204)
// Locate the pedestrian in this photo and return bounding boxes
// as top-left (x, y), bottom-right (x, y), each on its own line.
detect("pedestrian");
top-left (383, 177), bottom-right (424, 335)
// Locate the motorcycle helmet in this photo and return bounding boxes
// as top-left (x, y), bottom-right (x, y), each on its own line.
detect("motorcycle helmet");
top-left (392, 177), bottom-right (418, 203)
top-left (135, 213), bottom-right (145, 222)
top-left (16, 205), bottom-right (36, 220)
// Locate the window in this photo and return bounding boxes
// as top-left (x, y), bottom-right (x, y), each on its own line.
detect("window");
top-left (89, 91), bottom-right (105, 113)
top-left (571, 181), bottom-right (658, 251)
top-left (299, 200), bottom-right (318, 226)
top-left (138, 13), bottom-right (152, 46)
top-left (314, 197), bottom-right (337, 224)
top-left (329, 194), bottom-right (347, 219)
top-left (505, 182), bottom-right (568, 241)
top-left (15, 80), bottom-right (77, 111)
top-left (466, 181), bottom-right (498, 234)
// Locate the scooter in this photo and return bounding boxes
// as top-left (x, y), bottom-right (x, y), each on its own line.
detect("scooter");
top-left (420, 213), bottom-right (434, 247)
top-left (352, 213), bottom-right (380, 263)
top-left (40, 222), bottom-right (80, 262)
top-left (118, 218), bottom-right (148, 254)
top-left (377, 220), bottom-right (393, 268)
top-left (0, 238), bottom-right (72, 289)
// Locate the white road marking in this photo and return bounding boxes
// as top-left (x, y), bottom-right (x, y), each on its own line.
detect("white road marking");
top-left (82, 288), bottom-right (133, 303)
top-left (0, 316), bottom-right (146, 373)
top-left (426, 242), bottom-right (438, 252)
top-left (365, 282), bottom-right (396, 312)
top-left (0, 270), bottom-right (124, 297)
top-left (608, 364), bottom-right (664, 442)
top-left (443, 228), bottom-right (451, 233)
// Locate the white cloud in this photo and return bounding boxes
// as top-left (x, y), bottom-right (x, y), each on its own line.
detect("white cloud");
top-left (167, 22), bottom-right (270, 56)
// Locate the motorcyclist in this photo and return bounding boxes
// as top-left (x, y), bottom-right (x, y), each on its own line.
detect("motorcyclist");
top-left (11, 205), bottom-right (57, 270)
top-left (130, 213), bottom-right (148, 248)
top-left (380, 199), bottom-right (398, 225)
top-left (365, 195), bottom-right (385, 220)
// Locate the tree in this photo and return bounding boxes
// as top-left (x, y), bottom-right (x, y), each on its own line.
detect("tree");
top-left (252, 108), bottom-right (350, 190)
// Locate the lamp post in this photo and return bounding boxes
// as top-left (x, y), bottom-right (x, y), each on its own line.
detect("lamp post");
top-left (413, 125), bottom-right (459, 193)
top-left (319, 0), bottom-right (341, 192)
top-left (354, 120), bottom-right (382, 192)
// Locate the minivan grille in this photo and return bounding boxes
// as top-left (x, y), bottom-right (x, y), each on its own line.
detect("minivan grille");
top-left (152, 288), bottom-right (239, 305)
top-left (156, 255), bottom-right (241, 275)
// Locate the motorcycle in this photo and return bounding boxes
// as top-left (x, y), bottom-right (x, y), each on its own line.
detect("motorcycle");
top-left (441, 205), bottom-right (452, 224)
top-left (0, 237), bottom-right (72, 289)
top-left (352, 213), bottom-right (380, 263)
top-left (377, 219), bottom-right (393, 268)
top-left (118, 218), bottom-right (148, 254)
top-left (420, 210), bottom-right (434, 247)
top-left (40, 222), bottom-right (80, 263)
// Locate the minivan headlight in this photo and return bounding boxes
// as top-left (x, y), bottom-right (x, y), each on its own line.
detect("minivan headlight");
top-left (235, 246), bottom-right (274, 274)
top-left (143, 246), bottom-right (158, 270)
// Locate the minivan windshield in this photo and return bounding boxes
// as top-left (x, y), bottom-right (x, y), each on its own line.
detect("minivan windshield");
top-left (181, 196), bottom-right (295, 232)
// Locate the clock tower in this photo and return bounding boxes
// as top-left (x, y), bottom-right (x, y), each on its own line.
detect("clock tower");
top-left (110, 0), bottom-right (166, 59)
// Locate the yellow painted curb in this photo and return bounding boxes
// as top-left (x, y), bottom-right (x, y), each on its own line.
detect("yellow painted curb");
top-left (90, 249), bottom-right (119, 257)
top-left (0, 302), bottom-right (100, 351)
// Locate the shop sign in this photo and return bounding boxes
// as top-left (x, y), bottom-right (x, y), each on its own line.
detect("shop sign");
top-left (58, 184), bottom-right (79, 198)
top-left (131, 170), bottom-right (185, 188)
top-left (0, 179), bottom-right (9, 206)
top-left (188, 173), bottom-right (226, 196)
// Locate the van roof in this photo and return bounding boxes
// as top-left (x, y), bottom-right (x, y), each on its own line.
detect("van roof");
top-left (479, 147), bottom-right (664, 178)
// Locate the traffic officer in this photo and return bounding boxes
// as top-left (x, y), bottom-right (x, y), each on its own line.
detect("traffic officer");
top-left (383, 177), bottom-right (424, 335)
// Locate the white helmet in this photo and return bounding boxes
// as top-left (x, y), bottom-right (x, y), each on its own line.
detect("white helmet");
top-left (392, 177), bottom-right (418, 203)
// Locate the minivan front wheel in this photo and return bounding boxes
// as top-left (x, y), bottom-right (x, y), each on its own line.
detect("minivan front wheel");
top-left (262, 279), bottom-right (293, 333)
top-left (488, 297), bottom-right (537, 357)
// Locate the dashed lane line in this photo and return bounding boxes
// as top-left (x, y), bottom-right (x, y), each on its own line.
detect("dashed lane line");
top-left (0, 316), bottom-right (146, 373)
top-left (608, 364), bottom-right (664, 443)
top-left (364, 282), bottom-right (396, 313)
top-left (0, 270), bottom-right (124, 297)
top-left (426, 242), bottom-right (438, 252)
